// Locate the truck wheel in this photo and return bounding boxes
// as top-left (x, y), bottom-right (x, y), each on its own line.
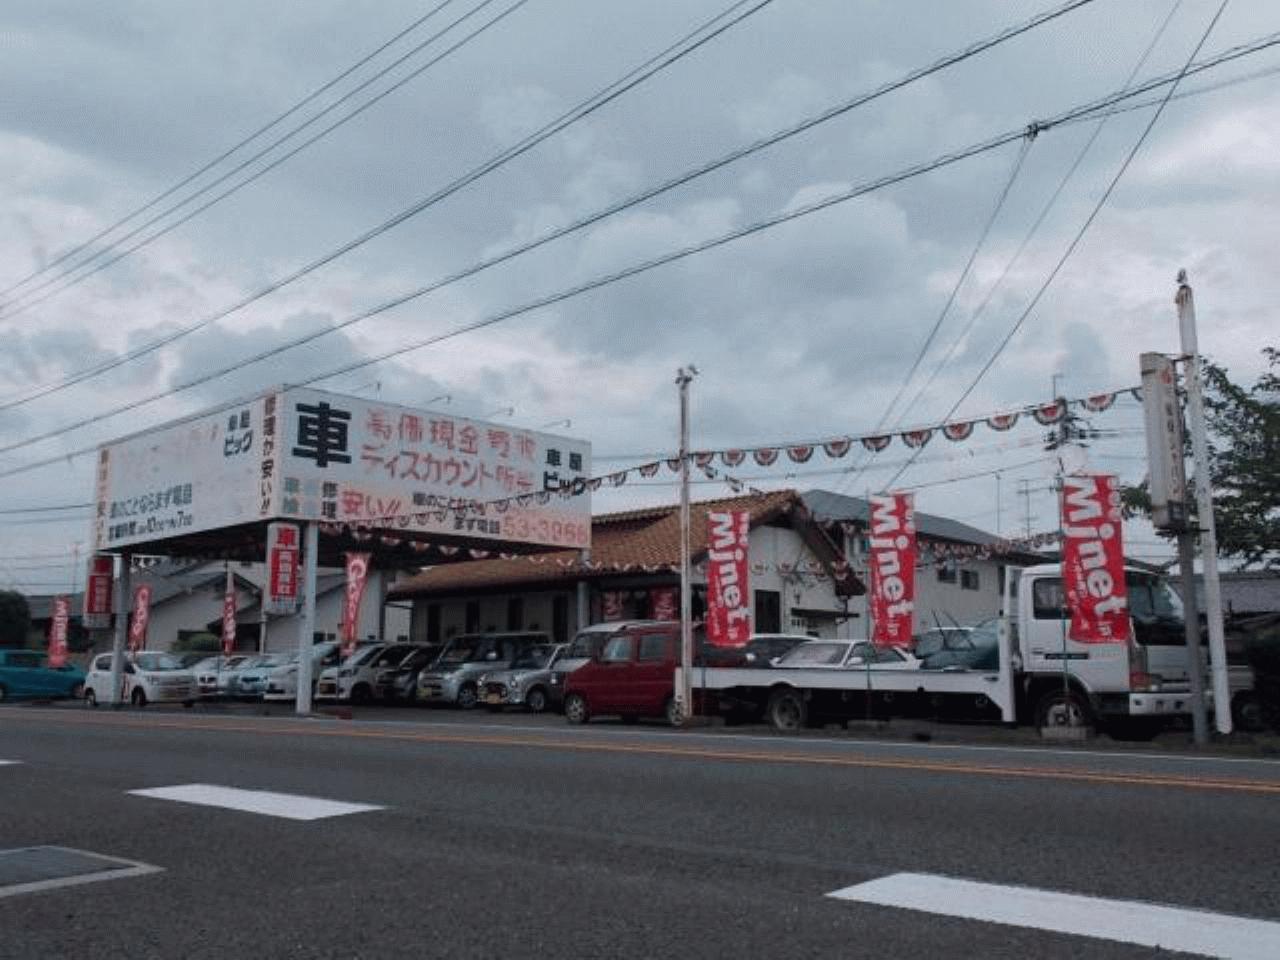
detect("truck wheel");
top-left (1036, 689), bottom-right (1091, 730)
top-left (767, 688), bottom-right (807, 733)
top-left (1233, 692), bottom-right (1265, 733)
top-left (563, 693), bottom-right (589, 725)
top-left (85, 688), bottom-right (98, 708)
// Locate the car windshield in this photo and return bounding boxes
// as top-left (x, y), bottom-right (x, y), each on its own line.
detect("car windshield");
top-left (439, 638), bottom-right (492, 665)
top-left (345, 646), bottom-right (383, 667)
top-left (192, 657), bottom-right (221, 671)
top-left (568, 632), bottom-right (607, 659)
top-left (1128, 574), bottom-right (1185, 624)
top-left (777, 642), bottom-right (849, 666)
top-left (510, 645), bottom-right (555, 670)
top-left (134, 653), bottom-right (184, 671)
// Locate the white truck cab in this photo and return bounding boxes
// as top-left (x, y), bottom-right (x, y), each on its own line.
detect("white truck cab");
top-left (1006, 564), bottom-right (1196, 730)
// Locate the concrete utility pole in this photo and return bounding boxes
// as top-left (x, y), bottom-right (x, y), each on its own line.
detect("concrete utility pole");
top-left (676, 365), bottom-right (698, 723)
top-left (296, 522), bottom-right (319, 716)
top-left (108, 554), bottom-right (131, 706)
top-left (1176, 270), bottom-right (1232, 734)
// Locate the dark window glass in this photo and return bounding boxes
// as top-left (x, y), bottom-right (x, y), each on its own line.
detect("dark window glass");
top-left (754, 590), bottom-right (781, 634)
top-left (506, 597), bottom-right (523, 631)
top-left (637, 633), bottom-right (669, 662)
top-left (465, 601), bottom-right (480, 634)
top-left (961, 569), bottom-right (980, 591)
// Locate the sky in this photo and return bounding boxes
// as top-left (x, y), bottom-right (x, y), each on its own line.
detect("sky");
top-left (1, 0), bottom-right (1277, 591)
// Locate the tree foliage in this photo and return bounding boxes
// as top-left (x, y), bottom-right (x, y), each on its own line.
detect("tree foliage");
top-left (0, 591), bottom-right (32, 647)
top-left (172, 632), bottom-right (220, 653)
top-left (1124, 347), bottom-right (1279, 568)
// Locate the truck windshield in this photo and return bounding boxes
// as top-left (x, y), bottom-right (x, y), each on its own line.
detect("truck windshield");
top-left (510, 646), bottom-right (555, 670)
top-left (1127, 574), bottom-right (1185, 625)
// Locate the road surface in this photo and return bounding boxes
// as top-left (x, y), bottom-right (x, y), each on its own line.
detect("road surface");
top-left (1, 706), bottom-right (1278, 958)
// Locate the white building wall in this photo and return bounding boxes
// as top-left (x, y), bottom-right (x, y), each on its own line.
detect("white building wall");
top-left (743, 524), bottom-right (850, 639)
top-left (260, 570), bottom-right (409, 654)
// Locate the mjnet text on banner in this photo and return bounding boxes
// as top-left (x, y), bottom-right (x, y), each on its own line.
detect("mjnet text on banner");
top-left (868, 493), bottom-right (916, 647)
top-left (1060, 474), bottom-right (1129, 643)
top-left (705, 510), bottom-right (751, 647)
top-left (128, 584), bottom-right (152, 651)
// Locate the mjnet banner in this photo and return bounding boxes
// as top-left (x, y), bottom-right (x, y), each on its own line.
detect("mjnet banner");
top-left (265, 521), bottom-right (300, 615)
top-left (128, 584), bottom-right (152, 651)
top-left (48, 596), bottom-right (70, 668)
top-left (868, 493), bottom-right (916, 646)
top-left (705, 510), bottom-right (751, 647)
top-left (341, 552), bottom-right (372, 656)
top-left (1060, 474), bottom-right (1129, 643)
top-left (83, 555), bottom-right (113, 630)
top-left (221, 592), bottom-right (237, 655)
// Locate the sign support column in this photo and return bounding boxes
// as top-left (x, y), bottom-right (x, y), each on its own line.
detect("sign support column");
top-left (296, 522), bottom-right (319, 716)
top-left (1176, 270), bottom-right (1231, 734)
top-left (108, 554), bottom-right (131, 706)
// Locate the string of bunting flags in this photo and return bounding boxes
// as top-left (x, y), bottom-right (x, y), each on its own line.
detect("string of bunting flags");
top-left (311, 386), bottom-right (1136, 536)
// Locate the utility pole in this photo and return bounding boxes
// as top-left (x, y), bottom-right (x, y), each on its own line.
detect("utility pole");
top-left (1018, 480), bottom-right (1034, 538)
top-left (1176, 270), bottom-right (1231, 734)
top-left (676, 365), bottom-right (698, 724)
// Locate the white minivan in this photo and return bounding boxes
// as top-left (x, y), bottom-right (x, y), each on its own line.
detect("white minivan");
top-left (84, 651), bottom-right (197, 708)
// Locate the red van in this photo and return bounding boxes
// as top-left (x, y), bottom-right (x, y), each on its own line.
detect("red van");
top-left (562, 623), bottom-right (685, 725)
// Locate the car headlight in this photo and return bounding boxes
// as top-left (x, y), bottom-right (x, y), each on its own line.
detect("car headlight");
top-left (550, 674), bottom-right (561, 685)
top-left (508, 673), bottom-right (524, 686)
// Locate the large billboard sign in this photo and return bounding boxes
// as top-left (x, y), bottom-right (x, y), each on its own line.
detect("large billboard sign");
top-left (272, 388), bottom-right (590, 548)
top-left (94, 387), bottom-right (592, 551)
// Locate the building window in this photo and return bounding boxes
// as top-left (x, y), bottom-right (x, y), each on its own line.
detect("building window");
top-left (426, 604), bottom-right (441, 644)
top-left (961, 569), bottom-right (980, 591)
top-left (506, 597), bottom-right (523, 631)
top-left (465, 601), bottom-right (480, 633)
top-left (937, 562), bottom-right (957, 585)
top-left (755, 590), bottom-right (781, 634)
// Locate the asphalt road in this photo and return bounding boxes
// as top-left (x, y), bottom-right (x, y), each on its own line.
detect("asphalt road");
top-left (2, 705), bottom-right (1279, 959)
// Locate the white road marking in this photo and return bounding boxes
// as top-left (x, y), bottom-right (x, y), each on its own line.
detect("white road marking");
top-left (128, 783), bottom-right (383, 820)
top-left (0, 847), bottom-right (162, 899)
top-left (0, 760), bottom-right (19, 766)
top-left (827, 872), bottom-right (1280, 959)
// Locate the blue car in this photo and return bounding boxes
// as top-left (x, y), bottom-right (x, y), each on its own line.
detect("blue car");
top-left (0, 649), bottom-right (87, 702)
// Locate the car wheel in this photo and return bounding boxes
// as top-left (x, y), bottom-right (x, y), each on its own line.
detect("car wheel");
top-left (621, 714), bottom-right (639, 725)
top-left (664, 696), bottom-right (681, 727)
top-left (131, 688), bottom-right (148, 708)
top-left (456, 684), bottom-right (478, 710)
top-left (0, 684), bottom-right (7, 703)
top-left (563, 693), bottom-right (589, 725)
top-left (85, 688), bottom-right (98, 708)
top-left (767, 688), bottom-right (807, 733)
top-left (525, 686), bottom-right (548, 714)
top-left (1036, 688), bottom-right (1092, 731)
top-left (182, 700), bottom-right (195, 709)
top-left (69, 682), bottom-right (85, 700)
top-left (351, 684), bottom-right (371, 705)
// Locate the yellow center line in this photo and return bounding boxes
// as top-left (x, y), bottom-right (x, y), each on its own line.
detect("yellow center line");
top-left (12, 711), bottom-right (1280, 796)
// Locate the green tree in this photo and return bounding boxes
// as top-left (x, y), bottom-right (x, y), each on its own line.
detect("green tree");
top-left (1124, 347), bottom-right (1279, 568)
top-left (0, 591), bottom-right (31, 647)
top-left (172, 632), bottom-right (220, 653)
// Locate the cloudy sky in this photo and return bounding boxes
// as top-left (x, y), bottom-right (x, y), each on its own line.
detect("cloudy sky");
top-left (1, 0), bottom-right (1277, 589)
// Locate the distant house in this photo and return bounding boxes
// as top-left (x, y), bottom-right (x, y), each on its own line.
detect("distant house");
top-left (800, 490), bottom-right (1048, 629)
top-left (389, 489), bottom-right (863, 644)
top-left (1177, 570), bottom-right (1280, 618)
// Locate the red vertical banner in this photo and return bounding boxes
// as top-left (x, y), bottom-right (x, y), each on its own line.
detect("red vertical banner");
top-left (83, 555), bottom-right (114, 630)
top-left (341, 552), bottom-right (372, 656)
top-left (221, 592), bottom-right (237, 655)
top-left (601, 591), bottom-right (624, 621)
top-left (265, 522), bottom-right (300, 615)
top-left (868, 493), bottom-right (917, 646)
top-left (48, 596), bottom-right (70, 668)
top-left (1060, 474), bottom-right (1129, 643)
top-left (128, 584), bottom-right (152, 651)
top-left (649, 586), bottom-right (678, 621)
top-left (705, 510), bottom-right (751, 647)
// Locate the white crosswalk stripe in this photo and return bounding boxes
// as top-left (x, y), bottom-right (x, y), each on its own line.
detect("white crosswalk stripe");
top-left (828, 872), bottom-right (1280, 959)
top-left (128, 783), bottom-right (383, 820)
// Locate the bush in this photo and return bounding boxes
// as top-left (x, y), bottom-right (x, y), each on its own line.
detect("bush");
top-left (173, 632), bottom-right (221, 653)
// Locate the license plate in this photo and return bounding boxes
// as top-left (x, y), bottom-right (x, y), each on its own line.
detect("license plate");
top-left (487, 693), bottom-right (501, 704)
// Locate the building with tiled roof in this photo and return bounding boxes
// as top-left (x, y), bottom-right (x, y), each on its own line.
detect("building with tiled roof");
top-left (389, 489), bottom-right (861, 644)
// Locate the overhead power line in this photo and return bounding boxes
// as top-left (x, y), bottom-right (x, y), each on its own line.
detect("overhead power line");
top-left (882, 0), bottom-right (1232, 492)
top-left (0, 0), bottom-right (528, 320)
top-left (0, 0), bottom-right (458, 299)
top-left (0, 26), bottom-right (1270, 482)
top-left (0, 0), bottom-right (1080, 412)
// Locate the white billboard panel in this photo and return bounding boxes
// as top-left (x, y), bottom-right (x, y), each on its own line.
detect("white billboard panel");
top-left (93, 395), bottom-right (272, 551)
top-left (1139, 352), bottom-right (1188, 532)
top-left (273, 388), bottom-right (592, 549)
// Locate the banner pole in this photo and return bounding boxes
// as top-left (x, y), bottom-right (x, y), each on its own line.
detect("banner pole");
top-left (676, 366), bottom-right (696, 724)
top-left (296, 522), bottom-right (318, 716)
